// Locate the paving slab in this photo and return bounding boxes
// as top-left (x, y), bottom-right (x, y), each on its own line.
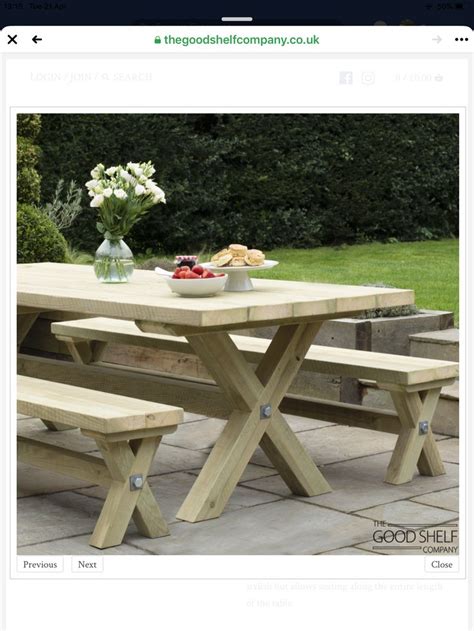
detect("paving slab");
top-left (17, 492), bottom-right (103, 546)
top-left (436, 438), bottom-right (459, 464)
top-left (18, 536), bottom-right (147, 555)
top-left (249, 425), bottom-right (398, 468)
top-left (319, 546), bottom-right (380, 555)
top-left (146, 444), bottom-right (209, 475)
top-left (17, 463), bottom-right (94, 498)
top-left (182, 412), bottom-right (209, 424)
top-left (76, 471), bottom-right (280, 523)
top-left (188, 462), bottom-right (276, 483)
top-left (241, 454), bottom-right (459, 513)
top-left (354, 500), bottom-right (458, 527)
top-left (356, 521), bottom-right (459, 555)
top-left (128, 500), bottom-right (375, 555)
top-left (162, 417), bottom-right (226, 450)
top-left (283, 414), bottom-right (336, 433)
top-left (410, 487), bottom-right (459, 512)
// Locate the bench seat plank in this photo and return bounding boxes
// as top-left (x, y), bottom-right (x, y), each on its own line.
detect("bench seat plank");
top-left (52, 317), bottom-right (459, 386)
top-left (17, 375), bottom-right (183, 434)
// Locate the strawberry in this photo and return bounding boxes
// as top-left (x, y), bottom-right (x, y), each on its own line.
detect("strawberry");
top-left (179, 266), bottom-right (190, 272)
top-left (178, 270), bottom-right (188, 279)
top-left (202, 270), bottom-right (215, 278)
top-left (172, 272), bottom-right (181, 279)
top-left (192, 265), bottom-right (204, 276)
top-left (185, 271), bottom-right (200, 279)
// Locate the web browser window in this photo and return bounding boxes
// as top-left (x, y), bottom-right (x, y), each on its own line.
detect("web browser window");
top-left (1, 25), bottom-right (472, 631)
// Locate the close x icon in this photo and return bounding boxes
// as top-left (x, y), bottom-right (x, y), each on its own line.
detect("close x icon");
top-left (7, 34), bottom-right (18, 45)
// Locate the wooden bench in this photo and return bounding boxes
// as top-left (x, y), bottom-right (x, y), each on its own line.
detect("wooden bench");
top-left (51, 317), bottom-right (459, 486)
top-left (17, 375), bottom-right (183, 549)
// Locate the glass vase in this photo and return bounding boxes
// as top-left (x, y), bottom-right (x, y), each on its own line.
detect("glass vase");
top-left (94, 238), bottom-right (134, 283)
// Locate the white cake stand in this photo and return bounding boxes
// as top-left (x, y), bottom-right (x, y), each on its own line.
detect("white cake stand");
top-left (202, 260), bottom-right (279, 291)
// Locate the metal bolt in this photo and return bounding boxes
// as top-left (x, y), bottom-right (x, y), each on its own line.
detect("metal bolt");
top-left (130, 474), bottom-right (144, 491)
top-left (419, 421), bottom-right (429, 435)
top-left (260, 404), bottom-right (272, 419)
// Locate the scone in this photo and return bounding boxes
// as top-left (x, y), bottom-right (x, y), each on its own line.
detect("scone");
top-left (214, 253), bottom-right (233, 267)
top-left (244, 249), bottom-right (265, 266)
top-left (228, 243), bottom-right (248, 258)
top-left (211, 248), bottom-right (230, 263)
top-left (230, 257), bottom-right (246, 267)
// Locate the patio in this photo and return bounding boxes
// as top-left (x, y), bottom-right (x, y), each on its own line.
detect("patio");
top-left (17, 410), bottom-right (459, 555)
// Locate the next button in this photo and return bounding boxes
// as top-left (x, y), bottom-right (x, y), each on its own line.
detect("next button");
top-left (425, 556), bottom-right (459, 573)
top-left (71, 557), bottom-right (103, 573)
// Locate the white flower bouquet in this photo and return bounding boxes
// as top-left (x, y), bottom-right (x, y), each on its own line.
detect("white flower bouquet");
top-left (86, 161), bottom-right (166, 240)
top-left (86, 161), bottom-right (166, 283)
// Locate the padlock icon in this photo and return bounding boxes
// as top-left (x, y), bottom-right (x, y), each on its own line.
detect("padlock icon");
top-left (155, 36), bottom-right (161, 44)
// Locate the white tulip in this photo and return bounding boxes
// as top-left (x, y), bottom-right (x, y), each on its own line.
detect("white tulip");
top-left (135, 184), bottom-right (145, 196)
top-left (120, 169), bottom-right (132, 182)
top-left (105, 166), bottom-right (117, 176)
top-left (153, 189), bottom-right (166, 204)
top-left (86, 179), bottom-right (98, 189)
top-left (88, 190), bottom-right (95, 198)
top-left (103, 188), bottom-right (113, 198)
top-left (90, 194), bottom-right (104, 207)
top-left (114, 188), bottom-right (127, 199)
top-left (90, 163), bottom-right (104, 178)
top-left (127, 162), bottom-right (140, 171)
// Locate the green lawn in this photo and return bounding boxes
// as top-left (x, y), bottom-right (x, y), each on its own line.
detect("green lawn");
top-left (259, 240), bottom-right (459, 324)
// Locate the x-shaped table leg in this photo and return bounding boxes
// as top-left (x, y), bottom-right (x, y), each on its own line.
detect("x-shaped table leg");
top-left (176, 322), bottom-right (331, 523)
top-left (90, 436), bottom-right (169, 549)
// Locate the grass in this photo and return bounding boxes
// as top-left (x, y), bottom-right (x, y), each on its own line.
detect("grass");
top-left (67, 239), bottom-right (459, 324)
top-left (261, 240), bottom-right (459, 324)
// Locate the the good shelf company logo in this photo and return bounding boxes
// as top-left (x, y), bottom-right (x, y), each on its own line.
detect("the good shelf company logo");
top-left (371, 520), bottom-right (458, 554)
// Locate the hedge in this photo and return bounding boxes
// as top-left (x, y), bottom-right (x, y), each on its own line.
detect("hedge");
top-left (36, 114), bottom-right (459, 253)
top-left (17, 204), bottom-right (67, 264)
top-left (17, 114), bottom-right (42, 205)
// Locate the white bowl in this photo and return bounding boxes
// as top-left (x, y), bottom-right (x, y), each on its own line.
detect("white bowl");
top-left (165, 274), bottom-right (228, 297)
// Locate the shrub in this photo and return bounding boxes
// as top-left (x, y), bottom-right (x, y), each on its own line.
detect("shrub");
top-left (17, 167), bottom-right (41, 205)
top-left (17, 136), bottom-right (41, 171)
top-left (17, 204), bottom-right (67, 264)
top-left (17, 114), bottom-right (42, 206)
top-left (36, 113), bottom-right (459, 252)
top-left (17, 114), bottom-right (42, 139)
top-left (40, 179), bottom-right (83, 230)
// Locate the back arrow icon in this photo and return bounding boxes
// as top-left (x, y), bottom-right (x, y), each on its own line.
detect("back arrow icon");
top-left (432, 35), bottom-right (442, 43)
top-left (32, 35), bottom-right (42, 44)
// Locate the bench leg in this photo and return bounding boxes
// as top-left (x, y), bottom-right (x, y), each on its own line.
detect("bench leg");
top-left (385, 388), bottom-right (445, 485)
top-left (90, 436), bottom-right (168, 549)
top-left (41, 420), bottom-right (75, 432)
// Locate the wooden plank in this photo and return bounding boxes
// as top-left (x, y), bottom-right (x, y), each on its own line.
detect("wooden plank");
top-left (17, 436), bottom-right (111, 487)
top-left (18, 262), bottom-right (414, 331)
top-left (280, 395), bottom-right (401, 434)
top-left (18, 354), bottom-right (232, 419)
top-left (54, 317), bottom-right (459, 385)
top-left (17, 375), bottom-right (183, 434)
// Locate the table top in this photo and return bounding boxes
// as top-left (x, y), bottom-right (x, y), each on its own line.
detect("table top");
top-left (18, 263), bottom-right (415, 330)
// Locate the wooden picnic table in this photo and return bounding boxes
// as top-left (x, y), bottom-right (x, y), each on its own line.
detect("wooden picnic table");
top-left (17, 262), bottom-right (414, 523)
